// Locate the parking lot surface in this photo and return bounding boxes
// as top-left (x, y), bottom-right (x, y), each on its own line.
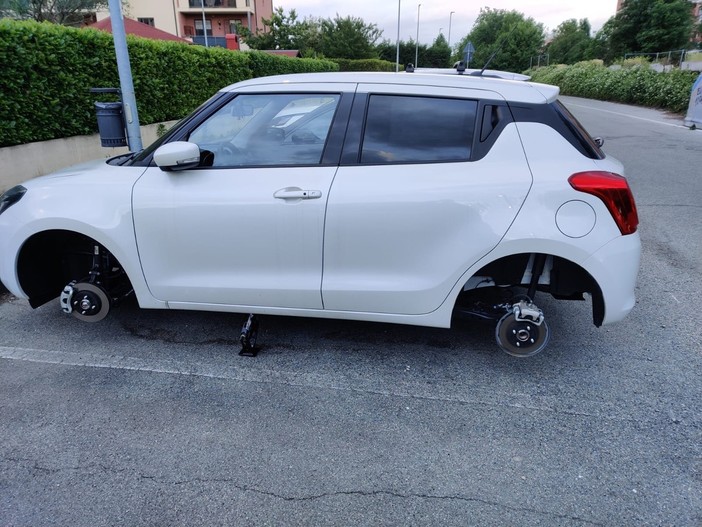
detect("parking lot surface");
top-left (1, 96), bottom-right (701, 526)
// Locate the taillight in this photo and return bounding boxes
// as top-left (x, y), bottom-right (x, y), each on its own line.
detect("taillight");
top-left (568, 171), bottom-right (639, 235)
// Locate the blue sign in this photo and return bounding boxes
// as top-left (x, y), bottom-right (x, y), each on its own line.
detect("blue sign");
top-left (463, 41), bottom-right (475, 67)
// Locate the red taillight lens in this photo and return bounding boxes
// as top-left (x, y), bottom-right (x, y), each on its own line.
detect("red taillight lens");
top-left (568, 171), bottom-right (639, 235)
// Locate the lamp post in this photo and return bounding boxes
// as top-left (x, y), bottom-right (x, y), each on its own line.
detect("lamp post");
top-left (448, 10), bottom-right (455, 48)
top-left (415, 3), bottom-right (421, 67)
top-left (200, 0), bottom-right (209, 47)
top-left (396, 0), bottom-right (401, 72)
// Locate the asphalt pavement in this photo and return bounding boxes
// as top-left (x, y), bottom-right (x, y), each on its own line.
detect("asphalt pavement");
top-left (1, 96), bottom-right (701, 526)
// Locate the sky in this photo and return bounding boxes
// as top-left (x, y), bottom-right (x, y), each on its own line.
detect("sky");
top-left (275, 0), bottom-right (620, 46)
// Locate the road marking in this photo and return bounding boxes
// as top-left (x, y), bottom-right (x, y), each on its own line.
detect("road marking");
top-left (565, 102), bottom-right (699, 131)
top-left (0, 345), bottom-right (637, 422)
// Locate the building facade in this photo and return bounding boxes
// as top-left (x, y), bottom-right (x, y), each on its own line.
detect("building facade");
top-left (96, 0), bottom-right (273, 44)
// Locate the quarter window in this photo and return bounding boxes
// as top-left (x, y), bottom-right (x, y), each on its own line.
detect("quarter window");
top-left (188, 93), bottom-right (340, 167)
top-left (361, 95), bottom-right (477, 164)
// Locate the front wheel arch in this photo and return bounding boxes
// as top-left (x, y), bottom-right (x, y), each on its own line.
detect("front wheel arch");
top-left (17, 229), bottom-right (132, 309)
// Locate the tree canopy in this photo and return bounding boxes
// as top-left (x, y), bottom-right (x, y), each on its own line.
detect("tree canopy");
top-left (0, 0), bottom-right (107, 25)
top-left (609, 0), bottom-right (694, 54)
top-left (318, 15), bottom-right (382, 59)
top-left (453, 8), bottom-right (544, 72)
top-left (241, 8), bottom-right (382, 60)
top-left (547, 19), bottom-right (594, 64)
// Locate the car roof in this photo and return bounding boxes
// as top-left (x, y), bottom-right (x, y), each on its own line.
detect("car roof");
top-left (220, 71), bottom-right (559, 105)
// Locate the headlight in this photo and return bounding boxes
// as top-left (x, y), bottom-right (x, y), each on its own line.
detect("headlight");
top-left (0, 185), bottom-right (27, 216)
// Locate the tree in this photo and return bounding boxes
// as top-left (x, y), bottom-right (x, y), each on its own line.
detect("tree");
top-left (453, 8), bottom-right (544, 72)
top-left (317, 15), bottom-right (382, 59)
top-left (0, 0), bottom-right (108, 25)
top-left (610, 0), bottom-right (694, 54)
top-left (589, 17), bottom-right (617, 62)
top-left (239, 7), bottom-right (309, 51)
top-left (376, 38), bottom-right (428, 68)
top-left (547, 18), bottom-right (594, 64)
top-left (425, 33), bottom-right (451, 67)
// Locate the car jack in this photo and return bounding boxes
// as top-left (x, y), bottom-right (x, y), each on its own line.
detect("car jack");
top-left (239, 314), bottom-right (260, 356)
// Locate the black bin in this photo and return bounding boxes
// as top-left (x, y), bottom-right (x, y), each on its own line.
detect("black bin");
top-left (94, 101), bottom-right (127, 147)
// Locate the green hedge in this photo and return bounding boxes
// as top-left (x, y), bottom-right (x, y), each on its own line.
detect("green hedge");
top-left (331, 58), bottom-right (396, 72)
top-left (0, 19), bottom-right (338, 147)
top-left (528, 62), bottom-right (698, 114)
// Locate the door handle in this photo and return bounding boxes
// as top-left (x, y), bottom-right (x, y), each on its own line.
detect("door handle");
top-left (273, 187), bottom-right (322, 200)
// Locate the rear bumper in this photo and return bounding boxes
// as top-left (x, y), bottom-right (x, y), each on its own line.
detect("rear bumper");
top-left (585, 232), bottom-right (641, 325)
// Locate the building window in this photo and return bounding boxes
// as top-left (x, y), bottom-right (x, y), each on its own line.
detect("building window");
top-left (229, 19), bottom-right (239, 34)
top-left (194, 19), bottom-right (213, 36)
top-left (137, 17), bottom-right (155, 26)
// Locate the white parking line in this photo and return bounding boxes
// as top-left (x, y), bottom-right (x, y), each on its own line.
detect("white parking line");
top-left (0, 344), bottom-right (642, 422)
top-left (565, 102), bottom-right (698, 131)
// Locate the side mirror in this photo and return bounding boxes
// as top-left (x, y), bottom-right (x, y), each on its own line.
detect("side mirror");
top-left (153, 141), bottom-right (201, 171)
top-left (594, 137), bottom-right (605, 148)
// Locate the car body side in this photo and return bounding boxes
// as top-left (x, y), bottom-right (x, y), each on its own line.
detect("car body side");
top-left (0, 73), bottom-right (640, 329)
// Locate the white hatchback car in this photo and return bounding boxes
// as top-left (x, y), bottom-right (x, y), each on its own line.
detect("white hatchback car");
top-left (0, 71), bottom-right (640, 357)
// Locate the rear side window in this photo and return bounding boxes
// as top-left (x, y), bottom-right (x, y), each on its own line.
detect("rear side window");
top-left (361, 95), bottom-right (477, 164)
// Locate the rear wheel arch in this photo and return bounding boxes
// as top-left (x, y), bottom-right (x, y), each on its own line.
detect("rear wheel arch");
top-left (456, 252), bottom-right (605, 327)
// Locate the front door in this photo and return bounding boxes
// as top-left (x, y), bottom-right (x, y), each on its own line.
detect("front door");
top-left (132, 89), bottom-right (350, 309)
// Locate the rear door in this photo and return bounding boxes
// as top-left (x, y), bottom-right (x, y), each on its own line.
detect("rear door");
top-left (322, 84), bottom-right (533, 315)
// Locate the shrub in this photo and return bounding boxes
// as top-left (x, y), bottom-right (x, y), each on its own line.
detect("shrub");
top-left (528, 62), bottom-right (697, 113)
top-left (332, 58), bottom-right (396, 72)
top-left (0, 19), bottom-right (337, 147)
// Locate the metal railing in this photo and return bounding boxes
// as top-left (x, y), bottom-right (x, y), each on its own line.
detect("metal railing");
top-left (188, 0), bottom-right (238, 8)
top-left (624, 50), bottom-right (689, 65)
top-left (191, 36), bottom-right (228, 47)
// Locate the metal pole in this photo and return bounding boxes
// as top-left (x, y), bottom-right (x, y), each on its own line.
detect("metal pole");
top-left (171, 0), bottom-right (179, 36)
top-left (415, 3), bottom-right (421, 67)
top-left (201, 0), bottom-right (208, 47)
top-left (107, 0), bottom-right (142, 151)
top-left (448, 11), bottom-right (454, 48)
top-left (396, 0), bottom-right (401, 72)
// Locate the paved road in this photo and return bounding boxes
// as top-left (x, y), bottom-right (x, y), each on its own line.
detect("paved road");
top-left (1, 97), bottom-right (700, 526)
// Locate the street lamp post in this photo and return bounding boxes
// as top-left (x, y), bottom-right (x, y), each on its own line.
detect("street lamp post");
top-left (448, 10), bottom-right (455, 48)
top-left (200, 0), bottom-right (209, 47)
top-left (396, 0), bottom-right (401, 72)
top-left (415, 3), bottom-right (421, 67)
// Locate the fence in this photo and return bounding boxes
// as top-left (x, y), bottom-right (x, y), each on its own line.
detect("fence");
top-left (623, 50), bottom-right (691, 65)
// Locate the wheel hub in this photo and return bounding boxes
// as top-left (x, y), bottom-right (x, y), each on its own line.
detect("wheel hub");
top-left (496, 309), bottom-right (550, 357)
top-left (68, 282), bottom-right (111, 323)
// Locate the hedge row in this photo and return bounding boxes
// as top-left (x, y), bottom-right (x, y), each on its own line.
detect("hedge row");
top-left (0, 19), bottom-right (338, 147)
top-left (528, 62), bottom-right (698, 114)
top-left (332, 58), bottom-right (396, 72)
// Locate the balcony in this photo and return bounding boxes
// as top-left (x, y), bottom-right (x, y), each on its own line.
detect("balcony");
top-left (182, 0), bottom-right (252, 15)
top-left (188, 0), bottom-right (241, 7)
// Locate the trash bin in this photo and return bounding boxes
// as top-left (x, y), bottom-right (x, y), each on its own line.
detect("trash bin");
top-left (94, 101), bottom-right (127, 147)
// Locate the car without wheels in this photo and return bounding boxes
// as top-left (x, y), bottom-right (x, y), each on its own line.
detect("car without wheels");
top-left (0, 70), bottom-right (640, 357)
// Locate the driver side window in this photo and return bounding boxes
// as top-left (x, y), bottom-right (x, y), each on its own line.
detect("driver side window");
top-left (188, 93), bottom-right (340, 167)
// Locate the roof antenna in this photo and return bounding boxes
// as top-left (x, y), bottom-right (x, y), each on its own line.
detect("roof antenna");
top-left (471, 38), bottom-right (505, 77)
